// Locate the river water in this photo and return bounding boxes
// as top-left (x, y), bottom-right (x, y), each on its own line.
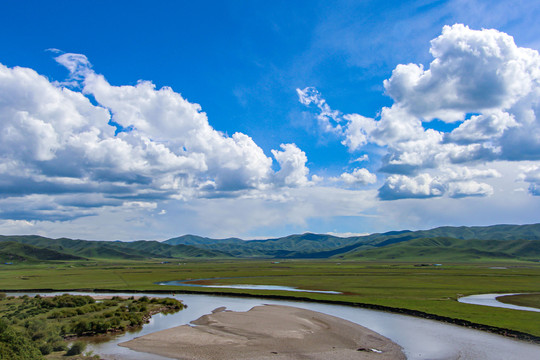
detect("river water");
top-left (8, 291), bottom-right (540, 360)
top-left (458, 293), bottom-right (540, 313)
top-left (156, 280), bottom-right (342, 294)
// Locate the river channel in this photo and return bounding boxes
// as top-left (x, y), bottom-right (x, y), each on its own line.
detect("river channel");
top-left (8, 291), bottom-right (540, 360)
top-left (458, 293), bottom-right (540, 313)
top-left (156, 279), bottom-right (342, 294)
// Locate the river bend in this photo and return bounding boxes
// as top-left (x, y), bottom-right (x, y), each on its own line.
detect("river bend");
top-left (9, 292), bottom-right (540, 360)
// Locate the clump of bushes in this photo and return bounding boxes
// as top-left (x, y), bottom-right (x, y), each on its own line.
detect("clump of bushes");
top-left (0, 294), bottom-right (185, 357)
top-left (66, 340), bottom-right (86, 356)
top-left (0, 319), bottom-right (43, 359)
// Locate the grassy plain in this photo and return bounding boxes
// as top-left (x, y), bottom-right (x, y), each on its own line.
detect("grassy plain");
top-left (0, 259), bottom-right (539, 338)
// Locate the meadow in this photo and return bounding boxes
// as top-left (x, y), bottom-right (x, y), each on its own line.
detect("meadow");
top-left (0, 259), bottom-right (539, 339)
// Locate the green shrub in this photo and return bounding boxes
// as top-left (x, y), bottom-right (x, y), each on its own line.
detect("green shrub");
top-left (71, 319), bottom-right (90, 336)
top-left (38, 342), bottom-right (52, 355)
top-left (53, 294), bottom-right (95, 308)
top-left (0, 319), bottom-right (43, 360)
top-left (48, 308), bottom-right (78, 319)
top-left (51, 340), bottom-right (67, 352)
top-left (66, 341), bottom-right (86, 356)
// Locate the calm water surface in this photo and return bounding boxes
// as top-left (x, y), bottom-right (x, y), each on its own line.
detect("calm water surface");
top-left (458, 293), bottom-right (540, 312)
top-left (156, 280), bottom-right (341, 294)
top-left (8, 292), bottom-right (540, 360)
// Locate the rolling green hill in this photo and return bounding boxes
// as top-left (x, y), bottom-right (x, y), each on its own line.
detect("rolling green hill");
top-left (0, 235), bottom-right (229, 261)
top-left (0, 241), bottom-right (85, 262)
top-left (165, 235), bottom-right (244, 246)
top-left (163, 223), bottom-right (540, 259)
top-left (1, 223), bottom-right (539, 262)
top-left (122, 240), bottom-right (229, 258)
top-left (340, 237), bottom-right (540, 261)
top-left (165, 232), bottom-right (373, 258)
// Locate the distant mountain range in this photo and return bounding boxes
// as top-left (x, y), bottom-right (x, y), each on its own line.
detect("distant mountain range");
top-left (1, 223), bottom-right (540, 262)
top-left (164, 223), bottom-right (540, 260)
top-left (0, 235), bottom-right (227, 263)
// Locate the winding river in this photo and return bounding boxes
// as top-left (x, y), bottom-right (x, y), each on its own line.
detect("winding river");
top-left (458, 293), bottom-right (540, 313)
top-left (9, 291), bottom-right (540, 360)
top-left (156, 279), bottom-right (342, 294)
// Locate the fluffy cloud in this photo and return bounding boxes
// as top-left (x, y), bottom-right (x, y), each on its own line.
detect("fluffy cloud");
top-left (341, 113), bottom-right (376, 151)
top-left (61, 54), bottom-right (276, 192)
top-left (378, 167), bottom-right (497, 200)
top-left (446, 110), bottom-right (518, 144)
top-left (518, 165), bottom-right (540, 195)
top-left (447, 181), bottom-right (494, 198)
top-left (0, 54), bottom-right (312, 222)
top-left (380, 24), bottom-right (540, 166)
top-left (333, 168), bottom-right (377, 187)
top-left (384, 24), bottom-right (539, 122)
top-left (299, 24), bottom-right (540, 200)
top-left (441, 167), bottom-right (501, 181)
top-left (271, 143), bottom-right (310, 187)
top-left (379, 174), bottom-right (445, 200)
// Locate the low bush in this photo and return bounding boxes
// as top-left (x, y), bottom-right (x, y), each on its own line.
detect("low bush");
top-left (66, 341), bottom-right (86, 356)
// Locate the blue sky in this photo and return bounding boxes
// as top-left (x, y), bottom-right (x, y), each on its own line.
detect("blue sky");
top-left (0, 0), bottom-right (539, 240)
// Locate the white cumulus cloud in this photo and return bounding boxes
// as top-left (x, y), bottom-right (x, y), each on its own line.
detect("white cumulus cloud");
top-left (298, 24), bottom-right (540, 201)
top-left (333, 168), bottom-right (377, 187)
top-left (384, 24), bottom-right (539, 122)
top-left (0, 54), bottom-right (314, 222)
top-left (271, 143), bottom-right (310, 187)
top-left (379, 173), bottom-right (445, 200)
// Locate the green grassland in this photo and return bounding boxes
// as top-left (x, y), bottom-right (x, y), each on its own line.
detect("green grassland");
top-left (0, 259), bottom-right (539, 339)
top-left (0, 223), bottom-right (538, 342)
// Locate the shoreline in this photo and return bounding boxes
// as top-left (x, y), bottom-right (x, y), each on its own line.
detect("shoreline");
top-left (119, 305), bottom-right (406, 360)
top-left (4, 288), bottom-right (540, 344)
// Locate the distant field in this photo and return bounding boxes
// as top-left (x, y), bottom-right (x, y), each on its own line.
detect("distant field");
top-left (0, 259), bottom-right (539, 338)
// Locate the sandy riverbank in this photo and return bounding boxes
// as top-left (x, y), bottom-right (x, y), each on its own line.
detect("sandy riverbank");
top-left (119, 304), bottom-right (405, 360)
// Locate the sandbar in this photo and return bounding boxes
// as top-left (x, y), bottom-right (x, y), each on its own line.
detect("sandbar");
top-left (119, 304), bottom-right (405, 360)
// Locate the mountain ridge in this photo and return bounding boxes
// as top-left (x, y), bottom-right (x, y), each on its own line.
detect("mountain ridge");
top-left (1, 223), bottom-right (539, 262)
top-left (163, 223), bottom-right (540, 259)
